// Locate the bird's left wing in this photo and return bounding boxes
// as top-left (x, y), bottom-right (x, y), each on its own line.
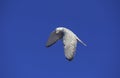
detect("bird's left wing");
top-left (46, 30), bottom-right (63, 47)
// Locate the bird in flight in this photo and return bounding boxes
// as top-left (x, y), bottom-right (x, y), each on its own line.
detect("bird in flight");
top-left (46, 27), bottom-right (86, 61)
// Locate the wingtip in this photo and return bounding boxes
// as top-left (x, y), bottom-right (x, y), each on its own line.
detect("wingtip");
top-left (77, 38), bottom-right (87, 46)
top-left (66, 57), bottom-right (73, 61)
top-left (83, 43), bottom-right (87, 46)
top-left (46, 44), bottom-right (50, 48)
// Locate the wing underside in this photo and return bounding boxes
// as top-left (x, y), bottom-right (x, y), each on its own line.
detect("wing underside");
top-left (46, 31), bottom-right (63, 47)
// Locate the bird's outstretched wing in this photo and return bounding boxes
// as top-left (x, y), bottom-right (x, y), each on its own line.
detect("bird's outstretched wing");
top-left (76, 36), bottom-right (87, 46)
top-left (46, 30), bottom-right (63, 47)
top-left (63, 34), bottom-right (77, 61)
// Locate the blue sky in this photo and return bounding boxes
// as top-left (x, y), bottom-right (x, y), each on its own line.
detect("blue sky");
top-left (1, 0), bottom-right (120, 78)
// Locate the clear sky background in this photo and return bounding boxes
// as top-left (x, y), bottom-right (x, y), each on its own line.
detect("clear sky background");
top-left (1, 0), bottom-right (120, 78)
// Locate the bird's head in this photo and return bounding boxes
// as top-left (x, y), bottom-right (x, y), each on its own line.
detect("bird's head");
top-left (55, 27), bottom-right (64, 34)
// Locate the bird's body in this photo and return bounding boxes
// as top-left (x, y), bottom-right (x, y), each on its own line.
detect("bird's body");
top-left (46, 27), bottom-right (86, 61)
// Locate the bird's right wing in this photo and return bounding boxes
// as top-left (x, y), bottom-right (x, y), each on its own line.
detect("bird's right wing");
top-left (46, 30), bottom-right (63, 47)
top-left (63, 34), bottom-right (77, 61)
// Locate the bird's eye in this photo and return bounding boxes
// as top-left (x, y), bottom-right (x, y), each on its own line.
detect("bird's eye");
top-left (56, 30), bottom-right (59, 34)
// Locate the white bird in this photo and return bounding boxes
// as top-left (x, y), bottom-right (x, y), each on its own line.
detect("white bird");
top-left (46, 27), bottom-right (86, 61)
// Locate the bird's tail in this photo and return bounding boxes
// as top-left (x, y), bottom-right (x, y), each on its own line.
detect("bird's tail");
top-left (76, 36), bottom-right (87, 46)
